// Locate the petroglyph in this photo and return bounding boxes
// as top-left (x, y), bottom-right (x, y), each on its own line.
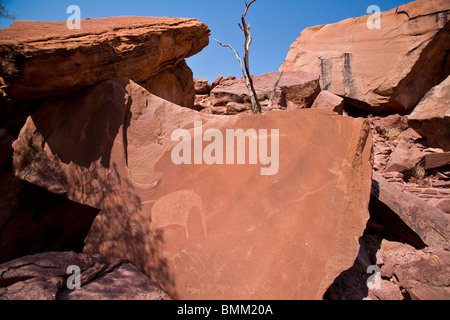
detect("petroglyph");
top-left (151, 190), bottom-right (208, 239)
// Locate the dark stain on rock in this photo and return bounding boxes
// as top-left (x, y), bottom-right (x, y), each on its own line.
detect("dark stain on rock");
top-left (342, 53), bottom-right (356, 98)
top-left (435, 11), bottom-right (448, 27)
top-left (319, 57), bottom-right (332, 90)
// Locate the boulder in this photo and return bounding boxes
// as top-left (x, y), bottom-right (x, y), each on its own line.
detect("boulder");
top-left (425, 152), bottom-right (450, 170)
top-left (370, 114), bottom-right (409, 135)
top-left (379, 241), bottom-right (450, 300)
top-left (367, 279), bottom-right (405, 301)
top-left (194, 78), bottom-right (211, 95)
top-left (370, 172), bottom-right (450, 248)
top-left (0, 251), bottom-right (171, 300)
top-left (326, 235), bottom-right (450, 300)
top-left (385, 139), bottom-right (425, 173)
top-left (398, 128), bottom-right (422, 141)
top-left (311, 90), bottom-right (344, 115)
top-left (210, 75), bottom-right (224, 91)
top-left (210, 71), bottom-right (320, 113)
top-left (280, 0), bottom-right (450, 114)
top-left (0, 17), bottom-right (210, 108)
top-left (408, 75), bottom-right (450, 151)
top-left (12, 78), bottom-right (373, 300)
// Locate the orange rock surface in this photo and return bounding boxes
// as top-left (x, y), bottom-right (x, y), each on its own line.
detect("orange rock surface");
top-left (13, 78), bottom-right (373, 300)
top-left (280, 0), bottom-right (450, 114)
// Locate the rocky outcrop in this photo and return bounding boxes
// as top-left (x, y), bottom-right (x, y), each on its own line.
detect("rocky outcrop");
top-left (370, 172), bottom-right (450, 248)
top-left (0, 15), bottom-right (212, 269)
top-left (12, 78), bottom-right (373, 300)
top-left (280, 0), bottom-right (450, 114)
top-left (209, 71), bottom-right (320, 114)
top-left (369, 112), bottom-right (450, 215)
top-left (0, 251), bottom-right (171, 300)
top-left (0, 17), bottom-right (210, 108)
top-left (408, 75), bottom-right (450, 151)
top-left (325, 234), bottom-right (450, 300)
top-left (378, 241), bottom-right (450, 300)
top-left (194, 77), bottom-right (211, 95)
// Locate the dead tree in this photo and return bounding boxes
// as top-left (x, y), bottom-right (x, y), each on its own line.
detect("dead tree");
top-left (268, 71), bottom-right (284, 110)
top-left (214, 0), bottom-right (262, 114)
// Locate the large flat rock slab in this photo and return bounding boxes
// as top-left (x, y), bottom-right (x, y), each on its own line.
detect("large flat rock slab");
top-left (0, 16), bottom-right (210, 106)
top-left (12, 78), bottom-right (373, 300)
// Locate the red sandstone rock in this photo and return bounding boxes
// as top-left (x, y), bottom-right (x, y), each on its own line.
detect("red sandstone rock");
top-left (408, 75), bottom-right (450, 151)
top-left (379, 241), bottom-right (450, 300)
top-left (311, 90), bottom-right (344, 115)
top-left (12, 78), bottom-right (373, 300)
top-left (425, 152), bottom-right (450, 170)
top-left (0, 17), bottom-right (210, 108)
top-left (370, 115), bottom-right (409, 135)
top-left (0, 251), bottom-right (171, 300)
top-left (280, 0), bottom-right (450, 114)
top-left (210, 71), bottom-right (320, 113)
top-left (385, 139), bottom-right (426, 173)
top-left (370, 172), bottom-right (450, 248)
top-left (210, 75), bottom-right (224, 91)
top-left (194, 78), bottom-right (211, 95)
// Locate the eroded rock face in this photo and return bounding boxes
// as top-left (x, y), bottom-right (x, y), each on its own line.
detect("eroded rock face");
top-left (280, 0), bottom-right (450, 114)
top-left (325, 234), bottom-right (450, 300)
top-left (378, 240), bottom-right (450, 300)
top-left (210, 71), bottom-right (320, 113)
top-left (0, 16), bottom-right (210, 108)
top-left (408, 75), bottom-right (450, 151)
top-left (0, 251), bottom-right (171, 300)
top-left (12, 78), bottom-right (373, 300)
top-left (194, 77), bottom-right (211, 95)
top-left (370, 172), bottom-right (450, 248)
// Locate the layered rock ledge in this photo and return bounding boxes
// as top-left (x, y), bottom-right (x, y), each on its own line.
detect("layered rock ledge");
top-left (0, 16), bottom-right (210, 108)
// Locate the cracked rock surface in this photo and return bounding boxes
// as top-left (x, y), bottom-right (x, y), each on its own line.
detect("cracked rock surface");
top-left (0, 251), bottom-right (171, 300)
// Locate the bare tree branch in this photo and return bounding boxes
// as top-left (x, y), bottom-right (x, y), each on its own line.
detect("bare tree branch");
top-left (268, 71), bottom-right (284, 111)
top-left (213, 39), bottom-right (246, 79)
top-left (213, 39), bottom-right (242, 65)
top-left (215, 0), bottom-right (261, 114)
top-left (243, 0), bottom-right (257, 21)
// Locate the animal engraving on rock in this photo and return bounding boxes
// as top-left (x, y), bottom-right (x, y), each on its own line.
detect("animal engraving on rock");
top-left (151, 190), bottom-right (208, 239)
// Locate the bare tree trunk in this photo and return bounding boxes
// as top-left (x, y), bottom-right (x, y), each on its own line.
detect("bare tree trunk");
top-left (239, 0), bottom-right (261, 114)
top-left (268, 71), bottom-right (284, 110)
top-left (214, 0), bottom-right (261, 114)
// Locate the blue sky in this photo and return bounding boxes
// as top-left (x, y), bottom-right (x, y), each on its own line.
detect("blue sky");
top-left (1, 0), bottom-right (412, 82)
